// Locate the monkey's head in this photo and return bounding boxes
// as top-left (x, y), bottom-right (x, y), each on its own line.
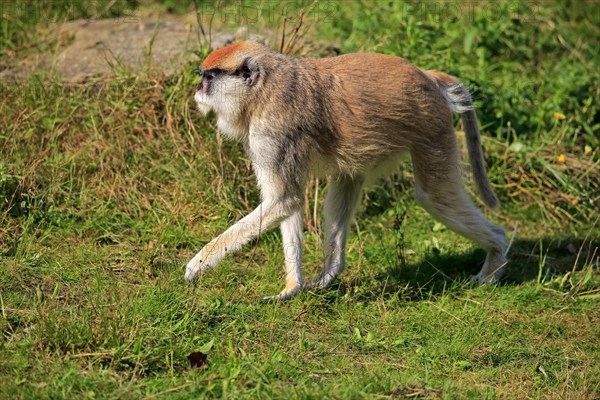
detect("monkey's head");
top-left (194, 42), bottom-right (265, 119)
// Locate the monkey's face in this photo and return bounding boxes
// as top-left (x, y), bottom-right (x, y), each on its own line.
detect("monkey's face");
top-left (194, 69), bottom-right (245, 117)
top-left (194, 58), bottom-right (259, 119)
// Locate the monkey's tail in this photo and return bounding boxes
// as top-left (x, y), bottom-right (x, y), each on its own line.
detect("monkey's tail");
top-left (425, 70), bottom-right (500, 210)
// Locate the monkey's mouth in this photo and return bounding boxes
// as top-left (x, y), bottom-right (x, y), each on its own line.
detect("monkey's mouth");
top-left (194, 91), bottom-right (212, 115)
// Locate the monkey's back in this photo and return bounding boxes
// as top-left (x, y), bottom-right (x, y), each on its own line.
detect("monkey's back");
top-left (306, 53), bottom-right (455, 173)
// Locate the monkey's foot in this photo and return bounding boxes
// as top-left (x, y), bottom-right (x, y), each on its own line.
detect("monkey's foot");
top-left (471, 266), bottom-right (505, 285)
top-left (303, 272), bottom-right (336, 290)
top-left (260, 286), bottom-right (301, 303)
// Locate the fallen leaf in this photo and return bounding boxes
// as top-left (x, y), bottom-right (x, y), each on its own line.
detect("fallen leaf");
top-left (553, 112), bottom-right (566, 120)
top-left (187, 352), bottom-right (208, 369)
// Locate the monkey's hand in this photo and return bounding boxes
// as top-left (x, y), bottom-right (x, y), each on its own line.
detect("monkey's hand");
top-left (185, 241), bottom-right (223, 281)
top-left (184, 253), bottom-right (207, 282)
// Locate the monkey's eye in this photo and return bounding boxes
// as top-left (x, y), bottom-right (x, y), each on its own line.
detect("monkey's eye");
top-left (194, 67), bottom-right (202, 76)
top-left (203, 70), bottom-right (216, 81)
top-left (238, 66), bottom-right (251, 81)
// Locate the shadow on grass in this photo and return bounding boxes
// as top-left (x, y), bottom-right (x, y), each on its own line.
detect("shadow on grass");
top-left (318, 236), bottom-right (598, 303)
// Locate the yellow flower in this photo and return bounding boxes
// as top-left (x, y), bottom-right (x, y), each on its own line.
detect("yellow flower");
top-left (571, 198), bottom-right (578, 206)
top-left (557, 154), bottom-right (566, 163)
top-left (553, 112), bottom-right (566, 120)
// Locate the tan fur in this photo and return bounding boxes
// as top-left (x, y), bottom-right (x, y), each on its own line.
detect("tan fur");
top-left (186, 42), bottom-right (506, 300)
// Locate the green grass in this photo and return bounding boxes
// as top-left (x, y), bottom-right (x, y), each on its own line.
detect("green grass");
top-left (1, 1), bottom-right (599, 398)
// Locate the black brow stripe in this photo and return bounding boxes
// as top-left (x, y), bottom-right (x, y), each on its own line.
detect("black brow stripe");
top-left (202, 68), bottom-right (227, 76)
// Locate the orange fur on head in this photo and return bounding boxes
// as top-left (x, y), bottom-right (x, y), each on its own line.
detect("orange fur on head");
top-left (201, 41), bottom-right (264, 71)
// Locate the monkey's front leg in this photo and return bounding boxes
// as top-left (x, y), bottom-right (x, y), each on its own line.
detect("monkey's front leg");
top-left (261, 210), bottom-right (304, 302)
top-left (185, 200), bottom-right (298, 282)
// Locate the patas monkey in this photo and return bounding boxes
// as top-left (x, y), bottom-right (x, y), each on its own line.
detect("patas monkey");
top-left (186, 41), bottom-right (506, 301)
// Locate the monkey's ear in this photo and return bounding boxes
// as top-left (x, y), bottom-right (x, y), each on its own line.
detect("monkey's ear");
top-left (238, 57), bottom-right (259, 86)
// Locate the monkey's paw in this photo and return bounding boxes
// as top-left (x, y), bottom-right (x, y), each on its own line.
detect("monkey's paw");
top-left (260, 286), bottom-right (301, 303)
top-left (185, 252), bottom-right (210, 282)
top-left (303, 272), bottom-right (336, 290)
top-left (470, 268), bottom-right (505, 285)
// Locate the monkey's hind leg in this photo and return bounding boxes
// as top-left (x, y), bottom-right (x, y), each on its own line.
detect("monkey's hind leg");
top-left (412, 144), bottom-right (506, 284)
top-left (304, 175), bottom-right (364, 290)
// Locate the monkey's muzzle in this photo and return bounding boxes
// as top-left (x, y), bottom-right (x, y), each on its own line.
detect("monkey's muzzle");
top-left (194, 90), bottom-right (212, 115)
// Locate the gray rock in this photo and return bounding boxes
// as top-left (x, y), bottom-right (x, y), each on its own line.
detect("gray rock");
top-left (1, 16), bottom-right (269, 82)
